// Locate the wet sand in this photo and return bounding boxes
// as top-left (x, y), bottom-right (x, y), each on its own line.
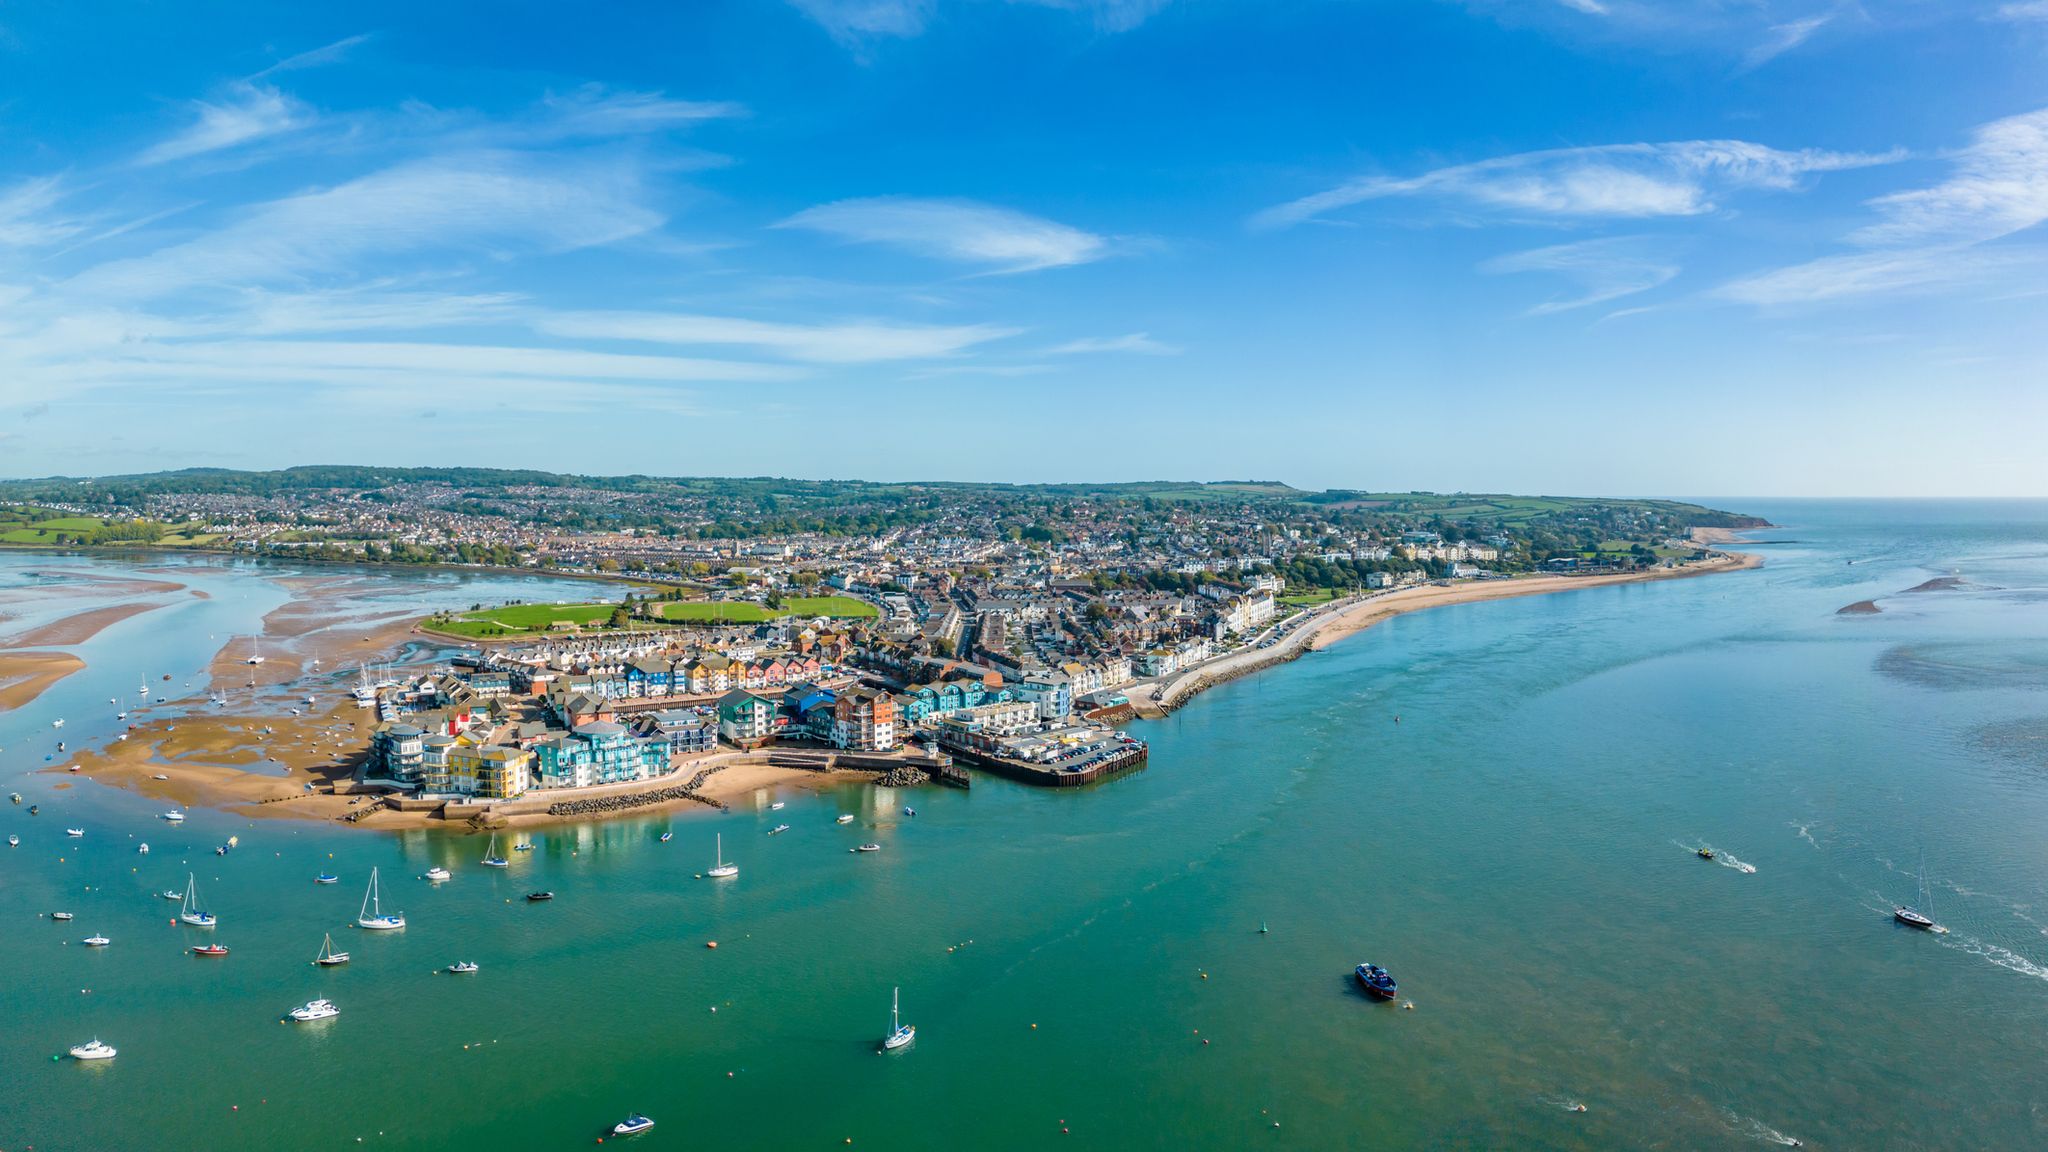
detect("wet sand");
top-left (0, 651), bottom-right (86, 711)
top-left (3, 601), bottom-right (166, 648)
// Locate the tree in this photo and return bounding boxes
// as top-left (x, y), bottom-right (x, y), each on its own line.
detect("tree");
top-left (608, 606), bottom-right (631, 628)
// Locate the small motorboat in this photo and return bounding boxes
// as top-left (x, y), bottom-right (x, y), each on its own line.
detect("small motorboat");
top-left (659, 831), bottom-right (673, 843)
top-left (424, 866), bottom-right (451, 882)
top-left (903, 806), bottom-right (917, 817)
top-left (315, 873), bottom-right (339, 885)
top-left (1354, 962), bottom-right (1398, 1000)
top-left (446, 961), bottom-right (479, 974)
top-left (69, 1039), bottom-right (117, 1061)
top-left (526, 891), bottom-right (554, 902)
top-left (768, 824), bottom-right (790, 836)
top-left (151, 774), bottom-right (168, 781)
top-left (769, 801), bottom-right (786, 811)
top-left (1697, 847), bottom-right (1716, 861)
top-left (852, 843), bottom-right (882, 853)
top-left (6, 834), bottom-right (17, 847)
top-left (27, 804), bottom-right (38, 815)
top-left (612, 1115), bottom-right (655, 1137)
top-left (52, 718), bottom-right (63, 729)
top-left (8, 792), bottom-right (19, 804)
top-left (191, 944), bottom-right (230, 957)
top-left (288, 999), bottom-right (339, 1022)
top-left (52, 911), bottom-right (75, 921)
top-left (513, 841), bottom-right (533, 852)
top-left (1894, 905), bottom-right (1938, 930)
top-left (162, 811), bottom-right (185, 822)
top-left (161, 888), bottom-right (184, 901)
top-left (138, 843), bottom-right (149, 854)
top-left (83, 933), bottom-right (111, 947)
top-left (65, 827), bottom-right (84, 838)
top-left (836, 814), bottom-right (856, 825)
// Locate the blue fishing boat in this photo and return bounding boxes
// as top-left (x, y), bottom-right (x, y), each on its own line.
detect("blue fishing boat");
top-left (315, 873), bottom-right (339, 884)
top-left (1354, 962), bottom-right (1398, 1000)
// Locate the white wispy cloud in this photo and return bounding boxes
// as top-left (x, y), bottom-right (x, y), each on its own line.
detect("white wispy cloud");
top-left (1720, 106), bottom-right (2048, 304)
top-left (139, 83), bottom-right (309, 166)
top-left (537, 86), bottom-right (747, 138)
top-left (1253, 139), bottom-right (1899, 229)
top-left (252, 32), bottom-right (374, 78)
top-left (789, 0), bottom-right (932, 45)
top-left (1742, 15), bottom-right (1830, 70)
top-left (1851, 107), bottom-right (2048, 246)
top-left (1995, 1), bottom-right (2048, 20)
top-left (74, 153), bottom-right (663, 298)
top-left (1480, 237), bottom-right (1680, 314)
top-left (534, 311), bottom-right (1019, 362)
top-left (0, 177), bottom-right (85, 247)
top-left (1047, 332), bottom-right (1180, 355)
top-left (1555, 0), bottom-right (1608, 14)
top-left (1011, 0), bottom-right (1174, 32)
top-left (778, 196), bottom-right (1109, 273)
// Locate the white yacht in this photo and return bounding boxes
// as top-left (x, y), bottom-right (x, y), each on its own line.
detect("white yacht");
top-left (6, 835), bottom-right (17, 847)
top-left (69, 1039), bottom-right (116, 1060)
top-left (424, 866), bottom-right (452, 882)
top-left (83, 933), bottom-right (111, 947)
top-left (836, 814), bottom-right (856, 825)
top-left (180, 874), bottom-right (216, 927)
top-left (51, 911), bottom-right (74, 921)
top-left (162, 811), bottom-right (185, 822)
top-left (65, 827), bottom-right (84, 837)
top-left (706, 833), bottom-right (738, 879)
top-left (612, 1115), bottom-right (655, 1137)
top-left (881, 987), bottom-right (916, 1051)
top-left (137, 843), bottom-right (149, 854)
top-left (853, 843), bottom-right (882, 853)
top-left (770, 801), bottom-right (786, 811)
top-left (52, 718), bottom-right (64, 729)
top-left (356, 867), bottom-right (405, 930)
top-left (288, 999), bottom-right (340, 1022)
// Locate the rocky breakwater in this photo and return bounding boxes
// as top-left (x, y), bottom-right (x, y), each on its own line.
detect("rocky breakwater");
top-left (545, 764), bottom-right (732, 817)
top-left (874, 765), bottom-right (929, 788)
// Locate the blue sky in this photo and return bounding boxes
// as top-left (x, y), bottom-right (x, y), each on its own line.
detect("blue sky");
top-left (1, 1), bottom-right (2044, 496)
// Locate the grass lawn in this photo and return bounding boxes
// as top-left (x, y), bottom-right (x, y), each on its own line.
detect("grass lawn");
top-left (431, 601), bottom-right (630, 637)
top-left (1278, 589), bottom-right (1341, 606)
top-left (657, 595), bottom-right (877, 623)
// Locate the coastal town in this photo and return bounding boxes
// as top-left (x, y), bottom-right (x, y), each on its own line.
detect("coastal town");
top-left (2, 470), bottom-right (1764, 824)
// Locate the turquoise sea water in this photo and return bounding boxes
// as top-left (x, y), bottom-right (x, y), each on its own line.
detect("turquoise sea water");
top-left (4, 503), bottom-right (2048, 1150)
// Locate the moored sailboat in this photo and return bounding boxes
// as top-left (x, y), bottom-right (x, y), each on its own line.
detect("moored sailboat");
top-left (706, 833), bottom-right (738, 878)
top-left (481, 833), bottom-right (508, 868)
top-left (180, 874), bottom-right (216, 927)
top-left (355, 867), bottom-right (405, 930)
top-left (881, 986), bottom-right (915, 1051)
top-left (315, 933), bottom-right (350, 965)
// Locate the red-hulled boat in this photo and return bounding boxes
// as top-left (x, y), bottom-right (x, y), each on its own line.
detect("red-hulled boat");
top-left (191, 944), bottom-right (230, 957)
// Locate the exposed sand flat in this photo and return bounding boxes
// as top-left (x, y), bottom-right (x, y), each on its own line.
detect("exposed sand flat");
top-left (2, 601), bottom-right (165, 647)
top-left (0, 651), bottom-right (86, 711)
top-left (61, 696), bottom-right (374, 818)
top-left (29, 569), bottom-right (186, 596)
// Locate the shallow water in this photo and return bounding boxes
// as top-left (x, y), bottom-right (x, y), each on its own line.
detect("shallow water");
top-left (4, 503), bottom-right (2048, 1149)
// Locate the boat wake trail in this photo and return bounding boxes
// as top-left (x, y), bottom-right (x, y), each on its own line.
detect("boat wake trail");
top-left (1719, 1107), bottom-right (1803, 1146)
top-left (1788, 821), bottom-right (1819, 849)
top-left (1536, 1093), bottom-right (1588, 1114)
top-left (1943, 934), bottom-right (2048, 983)
top-left (1717, 853), bottom-right (1759, 875)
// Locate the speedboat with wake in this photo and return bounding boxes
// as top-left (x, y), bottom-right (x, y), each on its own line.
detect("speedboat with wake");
top-left (1354, 962), bottom-right (1398, 1000)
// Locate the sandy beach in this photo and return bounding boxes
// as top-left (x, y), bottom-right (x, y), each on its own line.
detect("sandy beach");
top-left (1133, 546), bottom-right (1761, 715)
top-left (0, 650), bottom-right (86, 711)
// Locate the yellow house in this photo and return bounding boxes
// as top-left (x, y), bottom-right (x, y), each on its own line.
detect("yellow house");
top-left (447, 743), bottom-right (533, 800)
